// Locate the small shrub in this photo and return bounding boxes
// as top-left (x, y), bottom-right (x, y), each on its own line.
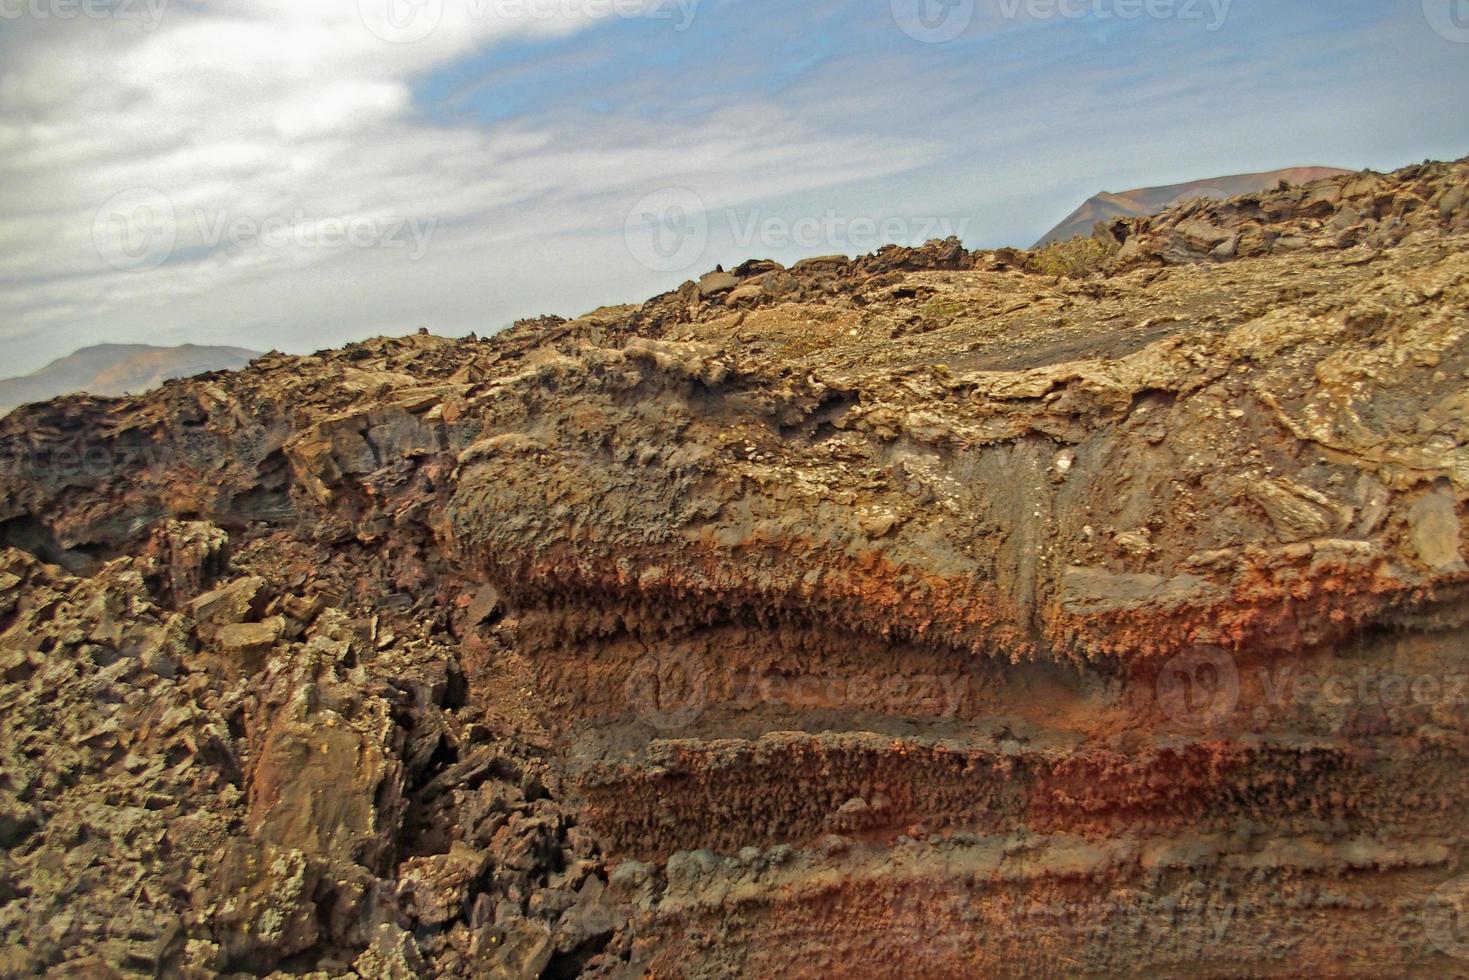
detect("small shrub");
top-left (1028, 236), bottom-right (1118, 277)
top-left (918, 297), bottom-right (964, 321)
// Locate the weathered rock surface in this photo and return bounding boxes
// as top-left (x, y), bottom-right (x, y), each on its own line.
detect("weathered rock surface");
top-left (1, 158), bottom-right (1468, 977)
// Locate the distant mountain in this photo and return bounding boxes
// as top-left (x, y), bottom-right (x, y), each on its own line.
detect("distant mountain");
top-left (0, 343), bottom-right (260, 416)
top-left (1034, 166), bottom-right (1354, 247)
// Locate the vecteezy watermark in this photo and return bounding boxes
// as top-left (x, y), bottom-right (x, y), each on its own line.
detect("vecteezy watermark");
top-left (890, 0), bottom-right (976, 43)
top-left (892, 0), bottom-right (1233, 42)
top-left (1157, 646), bottom-right (1469, 730)
top-left (358, 0), bottom-right (700, 44)
top-left (1156, 646), bottom-right (1240, 729)
top-left (623, 187), bottom-right (972, 274)
top-left (1, 430), bottom-right (276, 481)
top-left (623, 652), bottom-right (711, 731)
top-left (725, 211), bottom-right (972, 256)
top-left (624, 187), bottom-right (709, 274)
top-left (623, 653), bottom-right (976, 733)
top-left (1255, 667), bottom-right (1469, 716)
top-left (0, 0), bottom-right (169, 30)
top-left (92, 189), bottom-right (438, 272)
top-left (1423, 0), bottom-right (1469, 42)
top-left (728, 669), bottom-right (969, 719)
top-left (357, 0), bottom-right (445, 43)
top-left (190, 210), bottom-right (437, 261)
top-left (93, 188), bottom-right (177, 272)
top-left (1428, 873), bottom-right (1469, 961)
top-left (996, 0), bottom-right (1233, 30)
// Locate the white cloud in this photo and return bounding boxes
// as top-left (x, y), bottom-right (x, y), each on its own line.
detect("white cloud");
top-left (0, 0), bottom-right (932, 371)
top-left (3, 0), bottom-right (1464, 374)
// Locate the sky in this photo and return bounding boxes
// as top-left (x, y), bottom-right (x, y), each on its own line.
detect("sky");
top-left (0, 0), bottom-right (1467, 374)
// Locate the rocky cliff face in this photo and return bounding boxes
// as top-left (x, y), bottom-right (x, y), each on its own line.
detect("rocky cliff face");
top-left (1, 158), bottom-right (1468, 978)
top-left (0, 345), bottom-right (261, 419)
top-left (1033, 166), bottom-right (1353, 247)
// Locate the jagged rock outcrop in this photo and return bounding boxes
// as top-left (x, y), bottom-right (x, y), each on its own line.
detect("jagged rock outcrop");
top-left (1032, 165), bottom-right (1354, 248)
top-left (1, 157), bottom-right (1468, 977)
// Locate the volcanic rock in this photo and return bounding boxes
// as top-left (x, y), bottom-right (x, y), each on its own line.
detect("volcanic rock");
top-left (0, 157), bottom-right (1468, 977)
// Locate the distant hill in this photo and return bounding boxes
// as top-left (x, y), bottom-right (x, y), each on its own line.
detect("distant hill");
top-left (0, 343), bottom-right (260, 416)
top-left (1034, 166), bottom-right (1354, 247)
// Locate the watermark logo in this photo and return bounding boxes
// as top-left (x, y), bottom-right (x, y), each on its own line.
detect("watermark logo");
top-left (192, 210), bottom-right (438, 261)
top-left (1156, 645), bottom-right (1240, 729)
top-left (891, 0), bottom-right (1234, 40)
top-left (623, 187), bottom-right (972, 275)
top-left (2, 430), bottom-right (277, 481)
top-left (0, 0), bottom-right (170, 30)
top-left (1153, 647), bottom-right (1469, 732)
top-left (624, 651), bottom-right (710, 731)
top-left (619, 655), bottom-right (976, 733)
top-left (505, 0), bottom-right (699, 29)
top-left (93, 188), bottom-right (177, 272)
top-left (1254, 666), bottom-right (1469, 722)
top-left (358, 0), bottom-right (445, 43)
top-left (995, 0), bottom-right (1233, 30)
top-left (891, 0), bottom-right (975, 42)
top-left (624, 187), bottom-right (709, 274)
top-left (359, 0), bottom-right (700, 43)
top-left (1427, 873), bottom-right (1469, 960)
top-left (1424, 0), bottom-right (1469, 42)
top-left (730, 669), bottom-right (969, 719)
top-left (727, 210), bottom-right (971, 258)
top-left (92, 189), bottom-right (438, 272)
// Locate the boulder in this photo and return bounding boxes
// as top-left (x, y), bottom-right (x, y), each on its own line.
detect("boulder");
top-left (188, 576), bottom-right (266, 626)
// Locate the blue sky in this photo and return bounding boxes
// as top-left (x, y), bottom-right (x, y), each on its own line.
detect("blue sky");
top-left (0, 0), bottom-right (1466, 372)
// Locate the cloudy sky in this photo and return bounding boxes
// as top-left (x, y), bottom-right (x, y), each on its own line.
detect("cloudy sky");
top-left (1, 0), bottom-right (1466, 373)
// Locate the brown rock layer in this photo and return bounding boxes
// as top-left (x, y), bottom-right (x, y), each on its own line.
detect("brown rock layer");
top-left (0, 157), bottom-right (1467, 977)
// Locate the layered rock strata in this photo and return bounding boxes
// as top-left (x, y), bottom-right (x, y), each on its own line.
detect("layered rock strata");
top-left (1, 158), bottom-right (1467, 977)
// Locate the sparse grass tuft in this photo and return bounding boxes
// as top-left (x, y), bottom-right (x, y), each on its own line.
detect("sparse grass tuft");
top-left (1028, 236), bottom-right (1118, 277)
top-left (918, 296), bottom-right (964, 322)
